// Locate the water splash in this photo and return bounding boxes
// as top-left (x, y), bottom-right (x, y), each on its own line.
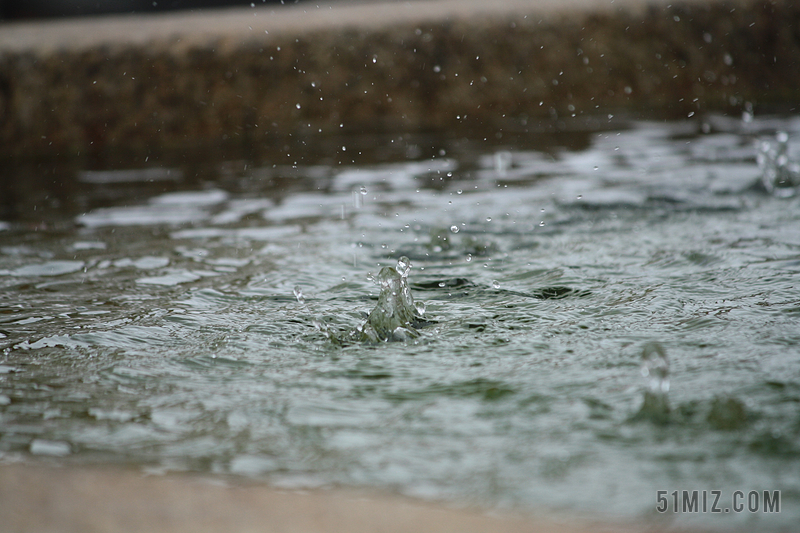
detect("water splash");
top-left (354, 256), bottom-right (427, 342)
top-left (493, 150), bottom-right (513, 176)
top-left (757, 132), bottom-right (800, 197)
top-left (641, 341), bottom-right (669, 394)
top-left (633, 342), bottom-right (671, 423)
top-left (293, 286), bottom-right (306, 304)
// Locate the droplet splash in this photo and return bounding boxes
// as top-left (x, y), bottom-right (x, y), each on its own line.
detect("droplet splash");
top-left (757, 131), bottom-right (799, 197)
top-left (493, 151), bottom-right (513, 176)
top-left (293, 286), bottom-right (305, 304)
top-left (634, 342), bottom-right (671, 423)
top-left (641, 341), bottom-right (669, 394)
top-left (357, 256), bottom-right (426, 342)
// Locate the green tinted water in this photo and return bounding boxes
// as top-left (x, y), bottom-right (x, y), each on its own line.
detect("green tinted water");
top-left (1, 116), bottom-right (799, 530)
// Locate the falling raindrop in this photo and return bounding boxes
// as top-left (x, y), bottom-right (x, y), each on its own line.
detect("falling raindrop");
top-left (450, 225), bottom-right (460, 233)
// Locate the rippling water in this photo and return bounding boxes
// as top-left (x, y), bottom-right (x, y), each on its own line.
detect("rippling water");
top-left (1, 115), bottom-right (799, 530)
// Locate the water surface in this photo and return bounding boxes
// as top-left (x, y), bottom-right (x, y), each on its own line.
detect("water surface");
top-left (1, 115), bottom-right (799, 530)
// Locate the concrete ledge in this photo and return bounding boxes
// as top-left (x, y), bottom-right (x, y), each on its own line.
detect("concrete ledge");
top-left (1, 0), bottom-right (799, 157)
top-left (0, 462), bottom-right (651, 533)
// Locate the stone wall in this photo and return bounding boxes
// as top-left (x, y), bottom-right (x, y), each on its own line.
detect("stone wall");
top-left (0, 0), bottom-right (798, 157)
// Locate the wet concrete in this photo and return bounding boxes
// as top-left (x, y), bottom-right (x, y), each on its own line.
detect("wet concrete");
top-left (0, 462), bottom-right (655, 533)
top-left (0, 0), bottom-right (798, 157)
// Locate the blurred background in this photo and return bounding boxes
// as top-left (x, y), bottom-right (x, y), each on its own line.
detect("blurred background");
top-left (0, 0), bottom-right (299, 19)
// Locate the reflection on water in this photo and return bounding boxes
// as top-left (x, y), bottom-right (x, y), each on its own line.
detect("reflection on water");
top-left (1, 116), bottom-right (800, 530)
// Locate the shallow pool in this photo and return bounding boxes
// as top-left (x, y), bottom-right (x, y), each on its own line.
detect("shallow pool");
top-left (1, 115), bottom-right (799, 530)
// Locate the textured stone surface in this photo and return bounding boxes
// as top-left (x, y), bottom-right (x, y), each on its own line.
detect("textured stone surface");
top-left (1, 0), bottom-right (798, 157)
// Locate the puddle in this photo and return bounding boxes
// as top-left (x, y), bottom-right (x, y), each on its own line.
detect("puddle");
top-left (1, 116), bottom-right (799, 530)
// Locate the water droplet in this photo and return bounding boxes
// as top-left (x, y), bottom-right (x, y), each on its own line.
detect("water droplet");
top-left (457, 189), bottom-right (463, 195)
top-left (486, 217), bottom-right (492, 222)
top-left (414, 301), bottom-right (426, 316)
top-left (539, 221), bottom-right (546, 226)
top-left (359, 186), bottom-right (368, 195)
top-left (395, 256), bottom-right (411, 277)
top-left (438, 282), bottom-right (446, 288)
top-left (491, 280), bottom-right (500, 289)
top-left (293, 286), bottom-right (305, 304)
top-left (450, 225), bottom-right (459, 233)
top-left (465, 254), bottom-right (473, 262)
top-left (295, 103), bottom-right (301, 109)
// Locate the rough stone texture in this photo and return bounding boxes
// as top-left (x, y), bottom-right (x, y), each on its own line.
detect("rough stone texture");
top-left (0, 462), bottom-right (651, 533)
top-left (0, 0), bottom-right (799, 157)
